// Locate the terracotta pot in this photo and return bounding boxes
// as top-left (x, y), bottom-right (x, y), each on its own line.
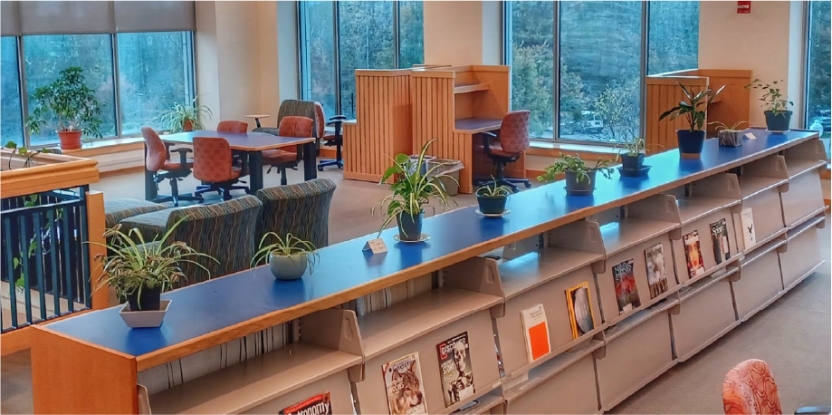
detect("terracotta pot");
top-left (57, 130), bottom-right (82, 150)
top-left (182, 120), bottom-right (194, 132)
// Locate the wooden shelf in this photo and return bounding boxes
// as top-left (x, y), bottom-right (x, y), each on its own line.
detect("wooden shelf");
top-left (600, 219), bottom-right (679, 257)
top-left (498, 248), bottom-right (604, 300)
top-left (358, 287), bottom-right (502, 359)
top-left (454, 83), bottom-right (489, 94)
top-left (738, 175), bottom-right (787, 200)
top-left (677, 196), bottom-right (740, 225)
top-left (149, 342), bottom-right (361, 414)
top-left (785, 159), bottom-right (826, 179)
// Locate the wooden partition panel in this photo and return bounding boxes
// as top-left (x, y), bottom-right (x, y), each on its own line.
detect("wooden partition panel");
top-left (411, 70), bottom-right (455, 162)
top-left (698, 69), bottom-right (752, 135)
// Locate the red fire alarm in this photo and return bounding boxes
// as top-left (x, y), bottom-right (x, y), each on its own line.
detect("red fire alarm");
top-left (737, 1), bottom-right (751, 14)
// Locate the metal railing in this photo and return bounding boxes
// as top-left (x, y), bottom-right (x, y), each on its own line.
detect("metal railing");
top-left (1, 186), bottom-right (92, 332)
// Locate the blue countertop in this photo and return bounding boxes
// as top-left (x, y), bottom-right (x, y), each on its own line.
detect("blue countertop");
top-left (45, 130), bottom-right (816, 359)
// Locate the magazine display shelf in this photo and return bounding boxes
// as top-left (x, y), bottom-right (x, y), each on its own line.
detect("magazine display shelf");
top-left (732, 239), bottom-right (788, 322)
top-left (30, 130), bottom-right (823, 415)
top-left (781, 139), bottom-right (827, 228)
top-left (735, 154), bottom-right (789, 253)
top-left (779, 214), bottom-right (826, 291)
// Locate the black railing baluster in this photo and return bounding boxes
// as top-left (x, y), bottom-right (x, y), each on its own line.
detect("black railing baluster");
top-left (32, 212), bottom-right (47, 321)
top-left (3, 216), bottom-right (19, 331)
top-left (78, 190), bottom-right (91, 308)
top-left (61, 207), bottom-right (74, 313)
top-left (17, 215), bottom-right (33, 325)
top-left (47, 210), bottom-right (61, 316)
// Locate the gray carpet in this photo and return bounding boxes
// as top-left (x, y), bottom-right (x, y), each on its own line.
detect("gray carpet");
top-left (2, 162), bottom-right (829, 414)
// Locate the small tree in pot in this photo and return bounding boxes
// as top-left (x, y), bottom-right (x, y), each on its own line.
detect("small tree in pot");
top-left (25, 67), bottom-right (103, 150)
top-left (252, 232), bottom-right (318, 281)
top-left (476, 181), bottom-right (511, 215)
top-left (374, 140), bottom-right (456, 241)
top-left (745, 79), bottom-right (793, 132)
top-left (659, 82), bottom-right (725, 158)
top-left (538, 153), bottom-right (613, 196)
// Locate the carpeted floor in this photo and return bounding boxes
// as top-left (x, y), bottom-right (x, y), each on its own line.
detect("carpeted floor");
top-left (2, 161), bottom-right (830, 414)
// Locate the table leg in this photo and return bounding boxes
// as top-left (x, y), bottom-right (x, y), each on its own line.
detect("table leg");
top-left (143, 143), bottom-right (157, 201)
top-left (303, 141), bottom-right (318, 181)
top-left (249, 151), bottom-right (264, 193)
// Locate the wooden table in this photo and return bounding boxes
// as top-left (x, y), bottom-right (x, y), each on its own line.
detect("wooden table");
top-left (453, 117), bottom-right (502, 133)
top-left (144, 130), bottom-right (316, 201)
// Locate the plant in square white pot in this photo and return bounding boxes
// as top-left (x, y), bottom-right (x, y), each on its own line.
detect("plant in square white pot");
top-left (252, 232), bottom-right (318, 281)
top-left (659, 82), bottom-right (725, 158)
top-left (745, 79), bottom-right (794, 133)
top-left (373, 140), bottom-right (457, 242)
top-left (92, 220), bottom-right (217, 328)
top-left (538, 153), bottom-right (613, 196)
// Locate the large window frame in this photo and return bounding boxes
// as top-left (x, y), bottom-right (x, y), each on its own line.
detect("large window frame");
top-left (803, 0), bottom-right (830, 141)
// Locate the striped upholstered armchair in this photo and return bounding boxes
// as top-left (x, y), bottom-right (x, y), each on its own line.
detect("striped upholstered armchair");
top-left (255, 178), bottom-right (336, 249)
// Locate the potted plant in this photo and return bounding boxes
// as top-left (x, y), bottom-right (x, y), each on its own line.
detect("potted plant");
top-left (745, 79), bottom-right (794, 132)
top-left (537, 153), bottom-right (613, 196)
top-left (252, 232), bottom-right (318, 281)
top-left (710, 121), bottom-right (748, 147)
top-left (24, 67), bottom-right (103, 150)
top-left (3, 141), bottom-right (55, 169)
top-left (659, 82), bottom-right (725, 158)
top-left (159, 96), bottom-right (213, 133)
top-left (92, 221), bottom-right (216, 328)
top-left (374, 140), bottom-right (456, 242)
top-left (476, 181), bottom-right (511, 215)
top-left (615, 138), bottom-right (646, 172)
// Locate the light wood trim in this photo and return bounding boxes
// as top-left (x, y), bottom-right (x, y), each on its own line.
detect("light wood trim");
top-left (61, 141), bottom-right (144, 157)
top-left (454, 83), bottom-right (489, 94)
top-left (32, 326), bottom-right (138, 414)
top-left (100, 165), bottom-right (144, 178)
top-left (1, 310), bottom-right (92, 356)
top-left (1, 151), bottom-right (100, 199)
top-left (354, 68), bottom-right (414, 77)
top-left (86, 191), bottom-right (108, 310)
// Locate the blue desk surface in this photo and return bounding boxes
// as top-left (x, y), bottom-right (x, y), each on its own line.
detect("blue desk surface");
top-left (47, 130), bottom-right (816, 359)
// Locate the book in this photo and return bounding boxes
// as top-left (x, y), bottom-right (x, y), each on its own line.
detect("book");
top-left (683, 230), bottom-right (706, 279)
top-left (612, 258), bottom-right (641, 315)
top-left (382, 352), bottom-right (428, 414)
top-left (280, 392), bottom-right (333, 415)
top-left (644, 243), bottom-right (668, 299)
top-left (566, 282), bottom-right (596, 340)
top-left (436, 332), bottom-right (475, 407)
top-left (741, 208), bottom-right (756, 250)
top-left (520, 304), bottom-right (551, 363)
top-left (710, 218), bottom-right (731, 264)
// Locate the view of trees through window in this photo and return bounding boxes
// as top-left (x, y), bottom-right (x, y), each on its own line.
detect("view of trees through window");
top-left (806, 0), bottom-right (830, 141)
top-left (507, 1), bottom-right (699, 143)
top-left (299, 0), bottom-right (424, 119)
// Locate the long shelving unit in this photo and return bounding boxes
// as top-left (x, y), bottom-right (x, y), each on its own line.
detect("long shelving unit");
top-left (31, 130), bottom-right (826, 415)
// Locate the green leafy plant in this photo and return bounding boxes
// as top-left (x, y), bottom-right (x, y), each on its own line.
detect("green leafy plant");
top-left (476, 180), bottom-right (511, 198)
top-left (3, 141), bottom-right (55, 169)
top-left (709, 121), bottom-right (748, 132)
top-left (372, 140), bottom-right (457, 236)
top-left (616, 138), bottom-right (646, 157)
top-left (159, 96), bottom-right (213, 133)
top-left (251, 232), bottom-right (319, 272)
top-left (659, 82), bottom-right (726, 131)
top-left (91, 221), bottom-right (217, 308)
top-left (24, 67), bottom-right (103, 138)
top-left (745, 79), bottom-right (793, 116)
top-left (537, 153), bottom-right (614, 184)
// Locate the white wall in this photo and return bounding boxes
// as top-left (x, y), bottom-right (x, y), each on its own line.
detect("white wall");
top-left (423, 1), bottom-right (502, 65)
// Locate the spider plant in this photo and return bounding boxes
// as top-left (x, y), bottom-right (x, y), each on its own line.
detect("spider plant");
top-left (476, 180), bottom-right (512, 198)
top-left (159, 96), bottom-right (213, 133)
top-left (538, 153), bottom-right (614, 184)
top-left (616, 138), bottom-right (646, 157)
top-left (252, 232), bottom-right (319, 273)
top-left (709, 121), bottom-right (748, 132)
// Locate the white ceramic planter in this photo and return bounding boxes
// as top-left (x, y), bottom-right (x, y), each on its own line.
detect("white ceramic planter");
top-left (119, 300), bottom-right (171, 328)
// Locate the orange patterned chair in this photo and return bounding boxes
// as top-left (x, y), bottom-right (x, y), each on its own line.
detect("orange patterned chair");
top-left (263, 116), bottom-right (314, 186)
top-left (141, 127), bottom-right (201, 206)
top-left (192, 137), bottom-right (248, 201)
top-left (723, 359), bottom-right (830, 415)
top-left (476, 110), bottom-right (532, 193)
top-left (217, 120), bottom-right (249, 134)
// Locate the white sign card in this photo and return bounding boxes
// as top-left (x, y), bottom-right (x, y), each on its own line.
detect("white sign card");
top-left (362, 238), bottom-right (388, 255)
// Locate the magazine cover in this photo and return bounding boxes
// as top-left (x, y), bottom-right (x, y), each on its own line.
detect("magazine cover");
top-left (684, 230), bottom-right (706, 279)
top-left (520, 304), bottom-right (551, 363)
top-left (280, 392), bottom-right (333, 415)
top-left (566, 282), bottom-right (596, 340)
top-left (436, 332), bottom-right (475, 407)
top-left (612, 258), bottom-right (641, 315)
top-left (741, 208), bottom-right (756, 249)
top-left (644, 243), bottom-right (668, 299)
top-left (710, 218), bottom-right (731, 264)
top-left (382, 352), bottom-right (428, 415)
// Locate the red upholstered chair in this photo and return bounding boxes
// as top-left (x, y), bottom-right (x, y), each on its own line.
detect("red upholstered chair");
top-left (192, 137), bottom-right (248, 201)
top-left (263, 116), bottom-right (314, 186)
top-left (723, 359), bottom-right (830, 415)
top-left (477, 110), bottom-right (532, 193)
top-left (317, 102), bottom-right (348, 171)
top-left (217, 120), bottom-right (249, 133)
top-left (141, 127), bottom-right (201, 206)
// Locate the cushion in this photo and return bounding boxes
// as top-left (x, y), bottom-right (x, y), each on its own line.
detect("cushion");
top-left (119, 208), bottom-right (174, 241)
top-left (104, 199), bottom-right (166, 229)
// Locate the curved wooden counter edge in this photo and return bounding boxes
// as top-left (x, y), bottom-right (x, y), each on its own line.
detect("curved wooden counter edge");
top-left (1, 151), bottom-right (100, 199)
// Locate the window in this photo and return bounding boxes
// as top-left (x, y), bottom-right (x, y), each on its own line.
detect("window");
top-left (1, 37), bottom-right (23, 147)
top-left (806, 1), bottom-right (830, 141)
top-left (117, 32), bottom-right (194, 135)
top-left (505, 1), bottom-right (699, 144)
top-left (299, 1), bottom-right (424, 119)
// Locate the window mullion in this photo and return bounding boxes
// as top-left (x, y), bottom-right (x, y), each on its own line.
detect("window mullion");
top-left (111, 33), bottom-right (122, 138)
top-left (17, 35), bottom-right (30, 147)
top-left (553, 2), bottom-right (560, 141)
top-left (333, 1), bottom-right (342, 116)
top-left (640, 1), bottom-right (649, 141)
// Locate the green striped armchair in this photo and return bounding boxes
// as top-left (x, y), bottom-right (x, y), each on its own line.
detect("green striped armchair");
top-left (255, 179), bottom-right (336, 249)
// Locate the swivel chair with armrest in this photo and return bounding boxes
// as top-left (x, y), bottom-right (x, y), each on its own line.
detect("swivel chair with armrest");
top-left (192, 137), bottom-right (249, 201)
top-left (723, 359), bottom-right (831, 415)
top-left (262, 116), bottom-right (315, 186)
top-left (317, 102), bottom-right (347, 171)
top-left (195, 120), bottom-right (250, 196)
top-left (476, 110), bottom-right (532, 193)
top-left (142, 127), bottom-right (202, 206)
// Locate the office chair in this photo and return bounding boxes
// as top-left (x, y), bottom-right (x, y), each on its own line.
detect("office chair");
top-left (477, 110), bottom-right (532, 193)
top-left (141, 127), bottom-right (202, 206)
top-left (217, 120), bottom-right (249, 134)
top-left (316, 102), bottom-right (347, 171)
top-left (263, 116), bottom-right (314, 186)
top-left (723, 359), bottom-right (831, 415)
top-left (192, 137), bottom-right (248, 201)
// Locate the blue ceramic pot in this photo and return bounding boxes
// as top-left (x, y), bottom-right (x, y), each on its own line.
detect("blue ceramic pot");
top-left (676, 130), bottom-right (706, 156)
top-left (565, 170), bottom-right (597, 196)
top-left (397, 212), bottom-right (424, 241)
top-left (764, 110), bottom-right (792, 132)
top-left (620, 154), bottom-right (644, 171)
top-left (477, 195), bottom-right (507, 215)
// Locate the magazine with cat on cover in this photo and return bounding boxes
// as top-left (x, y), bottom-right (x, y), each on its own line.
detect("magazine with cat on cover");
top-left (612, 258), bottom-right (641, 314)
top-left (436, 332), bottom-right (475, 407)
top-left (280, 392), bottom-right (333, 415)
top-left (740, 208), bottom-right (756, 250)
top-left (644, 243), bottom-right (668, 299)
top-left (710, 218), bottom-right (731, 264)
top-left (684, 230), bottom-right (706, 279)
top-left (382, 352), bottom-right (428, 415)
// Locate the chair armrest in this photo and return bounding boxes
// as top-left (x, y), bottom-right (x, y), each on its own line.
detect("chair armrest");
top-left (170, 147), bottom-right (192, 166)
top-left (795, 406), bottom-right (831, 415)
top-left (480, 133), bottom-right (496, 157)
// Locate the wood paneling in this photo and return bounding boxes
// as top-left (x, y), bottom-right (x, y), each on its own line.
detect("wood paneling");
top-left (0, 151), bottom-right (100, 198)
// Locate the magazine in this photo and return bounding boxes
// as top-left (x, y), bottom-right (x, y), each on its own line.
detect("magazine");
top-left (612, 258), bottom-right (641, 314)
top-left (644, 243), bottom-right (668, 299)
top-left (436, 332), bottom-right (475, 407)
top-left (566, 282), bottom-right (596, 340)
top-left (280, 392), bottom-right (333, 415)
top-left (710, 218), bottom-right (731, 264)
top-left (741, 208), bottom-right (756, 250)
top-left (684, 230), bottom-right (706, 279)
top-left (520, 304), bottom-right (551, 363)
top-left (382, 352), bottom-right (428, 414)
